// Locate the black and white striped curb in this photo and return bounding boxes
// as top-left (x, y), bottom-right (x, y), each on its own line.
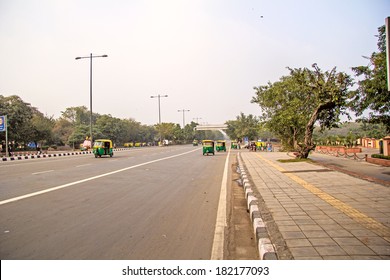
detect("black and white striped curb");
top-left (0, 147), bottom-right (147, 162)
top-left (237, 153), bottom-right (278, 260)
top-left (1, 151), bottom-right (93, 161)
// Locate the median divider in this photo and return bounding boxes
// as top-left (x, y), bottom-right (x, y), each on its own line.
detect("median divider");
top-left (1, 150), bottom-right (94, 162)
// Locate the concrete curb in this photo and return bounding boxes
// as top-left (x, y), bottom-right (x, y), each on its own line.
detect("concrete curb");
top-left (0, 147), bottom-right (149, 162)
top-left (237, 153), bottom-right (278, 260)
top-left (1, 151), bottom-right (94, 162)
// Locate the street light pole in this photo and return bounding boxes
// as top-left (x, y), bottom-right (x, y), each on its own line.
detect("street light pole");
top-left (178, 109), bottom-right (190, 128)
top-left (151, 94), bottom-right (168, 125)
top-left (151, 94), bottom-right (168, 145)
top-left (193, 117), bottom-right (202, 124)
top-left (75, 53), bottom-right (108, 144)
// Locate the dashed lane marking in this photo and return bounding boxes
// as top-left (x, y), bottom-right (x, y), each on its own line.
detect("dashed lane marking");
top-left (0, 149), bottom-right (199, 206)
top-left (32, 170), bottom-right (54, 175)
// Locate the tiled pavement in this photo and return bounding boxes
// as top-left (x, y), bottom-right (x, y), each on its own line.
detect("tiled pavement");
top-left (239, 150), bottom-right (390, 260)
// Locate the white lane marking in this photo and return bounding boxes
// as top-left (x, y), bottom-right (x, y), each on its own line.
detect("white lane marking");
top-left (0, 149), bottom-right (199, 206)
top-left (32, 170), bottom-right (54, 175)
top-left (211, 148), bottom-right (231, 260)
top-left (75, 164), bottom-right (92, 167)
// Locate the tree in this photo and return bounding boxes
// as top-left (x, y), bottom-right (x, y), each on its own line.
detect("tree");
top-left (52, 118), bottom-right (74, 145)
top-left (95, 114), bottom-right (122, 143)
top-left (252, 76), bottom-right (308, 150)
top-left (226, 112), bottom-right (261, 141)
top-left (30, 110), bottom-right (55, 146)
top-left (61, 106), bottom-right (90, 125)
top-left (252, 65), bottom-right (353, 158)
top-left (351, 25), bottom-right (390, 133)
top-left (0, 95), bottom-right (35, 146)
top-left (155, 122), bottom-right (178, 141)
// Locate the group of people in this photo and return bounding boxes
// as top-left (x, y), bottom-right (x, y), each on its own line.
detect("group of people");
top-left (248, 141), bottom-right (273, 152)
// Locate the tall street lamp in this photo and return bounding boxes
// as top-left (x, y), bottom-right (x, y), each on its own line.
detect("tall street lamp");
top-left (151, 94), bottom-right (168, 145)
top-left (193, 117), bottom-right (202, 124)
top-left (178, 109), bottom-right (190, 128)
top-left (150, 94), bottom-right (168, 125)
top-left (75, 53), bottom-right (108, 144)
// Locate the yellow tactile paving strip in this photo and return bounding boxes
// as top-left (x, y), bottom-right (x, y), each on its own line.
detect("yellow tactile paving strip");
top-left (255, 153), bottom-right (390, 242)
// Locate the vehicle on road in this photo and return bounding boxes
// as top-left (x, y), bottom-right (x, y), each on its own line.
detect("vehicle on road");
top-left (231, 141), bottom-right (238, 149)
top-left (216, 140), bottom-right (226, 152)
top-left (93, 139), bottom-right (113, 158)
top-left (193, 140), bottom-right (199, 146)
top-left (202, 140), bottom-right (215, 156)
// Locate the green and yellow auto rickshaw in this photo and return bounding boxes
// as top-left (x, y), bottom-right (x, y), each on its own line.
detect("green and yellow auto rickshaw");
top-left (193, 140), bottom-right (199, 146)
top-left (231, 141), bottom-right (238, 149)
top-left (202, 140), bottom-right (215, 156)
top-left (93, 139), bottom-right (113, 158)
top-left (216, 140), bottom-right (226, 152)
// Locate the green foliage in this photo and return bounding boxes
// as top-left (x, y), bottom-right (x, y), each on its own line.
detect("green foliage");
top-left (0, 95), bottom-right (54, 146)
top-left (314, 121), bottom-right (387, 145)
top-left (351, 25), bottom-right (390, 133)
top-left (371, 154), bottom-right (390, 160)
top-left (226, 112), bottom-right (261, 140)
top-left (1, 95), bottom-right (223, 148)
top-left (252, 64), bottom-right (353, 158)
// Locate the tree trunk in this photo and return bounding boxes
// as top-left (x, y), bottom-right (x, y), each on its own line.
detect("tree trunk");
top-left (296, 101), bottom-right (335, 159)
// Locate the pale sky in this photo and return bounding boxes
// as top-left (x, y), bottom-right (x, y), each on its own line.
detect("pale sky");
top-left (0, 0), bottom-right (389, 126)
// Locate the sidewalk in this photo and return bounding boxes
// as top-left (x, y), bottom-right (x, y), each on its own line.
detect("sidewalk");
top-left (310, 149), bottom-right (389, 186)
top-left (239, 150), bottom-right (390, 260)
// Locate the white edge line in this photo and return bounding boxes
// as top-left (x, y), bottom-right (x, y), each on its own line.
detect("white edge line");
top-left (210, 148), bottom-right (231, 260)
top-left (0, 149), bottom-right (198, 206)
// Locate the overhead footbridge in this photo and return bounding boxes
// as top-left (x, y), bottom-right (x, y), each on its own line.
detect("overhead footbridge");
top-left (194, 124), bottom-right (228, 131)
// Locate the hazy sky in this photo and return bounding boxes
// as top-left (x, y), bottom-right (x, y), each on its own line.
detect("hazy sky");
top-left (0, 0), bottom-right (389, 126)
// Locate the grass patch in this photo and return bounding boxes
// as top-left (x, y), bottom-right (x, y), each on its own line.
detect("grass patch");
top-left (278, 158), bottom-right (314, 163)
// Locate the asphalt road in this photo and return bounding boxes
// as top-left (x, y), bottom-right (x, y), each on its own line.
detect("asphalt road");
top-left (0, 145), bottom-right (233, 259)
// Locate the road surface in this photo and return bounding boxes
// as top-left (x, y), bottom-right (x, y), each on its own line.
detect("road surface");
top-left (0, 145), bottom-right (234, 259)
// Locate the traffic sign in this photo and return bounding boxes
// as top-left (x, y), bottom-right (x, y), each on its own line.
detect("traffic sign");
top-left (0, 116), bottom-right (5, 132)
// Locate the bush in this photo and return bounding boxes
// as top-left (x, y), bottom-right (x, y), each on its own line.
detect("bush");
top-left (372, 154), bottom-right (390, 160)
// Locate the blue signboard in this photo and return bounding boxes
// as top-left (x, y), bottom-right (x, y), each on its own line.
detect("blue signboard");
top-left (0, 116), bottom-right (5, 132)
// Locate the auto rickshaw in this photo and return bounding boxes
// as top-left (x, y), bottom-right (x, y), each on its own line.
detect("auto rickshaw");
top-left (202, 140), bottom-right (214, 156)
top-left (193, 140), bottom-right (198, 146)
top-left (231, 141), bottom-right (238, 149)
top-left (216, 140), bottom-right (226, 152)
top-left (93, 139), bottom-right (113, 158)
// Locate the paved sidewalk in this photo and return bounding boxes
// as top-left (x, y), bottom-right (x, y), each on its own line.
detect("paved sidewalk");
top-left (310, 150), bottom-right (389, 186)
top-left (239, 150), bottom-right (390, 260)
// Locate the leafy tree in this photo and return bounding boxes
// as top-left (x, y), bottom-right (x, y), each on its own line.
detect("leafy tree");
top-left (138, 124), bottom-right (157, 143)
top-left (252, 75), bottom-right (308, 149)
top-left (252, 65), bottom-right (353, 158)
top-left (52, 118), bottom-right (73, 145)
top-left (0, 95), bottom-right (35, 146)
top-left (183, 121), bottom-right (198, 143)
top-left (61, 106), bottom-right (90, 125)
top-left (351, 25), bottom-right (390, 133)
top-left (30, 110), bottom-right (55, 146)
top-left (95, 114), bottom-right (122, 143)
top-left (155, 122), bottom-right (178, 141)
top-left (226, 112), bottom-right (261, 141)
top-left (68, 124), bottom-right (90, 147)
